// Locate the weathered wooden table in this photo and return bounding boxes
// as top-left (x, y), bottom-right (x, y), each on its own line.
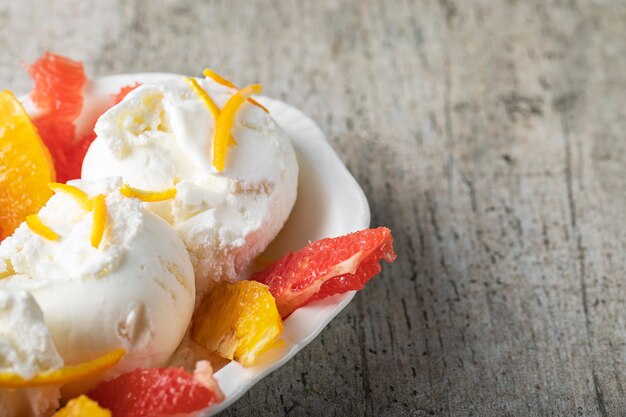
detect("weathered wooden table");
top-left (1, 1), bottom-right (625, 415)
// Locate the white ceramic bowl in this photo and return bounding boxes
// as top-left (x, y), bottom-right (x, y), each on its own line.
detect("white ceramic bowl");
top-left (22, 73), bottom-right (371, 415)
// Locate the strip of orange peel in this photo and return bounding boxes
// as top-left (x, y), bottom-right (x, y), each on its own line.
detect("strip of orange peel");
top-left (213, 84), bottom-right (262, 172)
top-left (120, 184), bottom-right (177, 202)
top-left (0, 348), bottom-right (125, 388)
top-left (203, 69), bottom-right (269, 113)
top-left (185, 77), bottom-right (237, 146)
top-left (90, 195), bottom-right (107, 249)
top-left (185, 77), bottom-right (220, 119)
top-left (49, 183), bottom-right (90, 211)
top-left (26, 214), bottom-right (59, 241)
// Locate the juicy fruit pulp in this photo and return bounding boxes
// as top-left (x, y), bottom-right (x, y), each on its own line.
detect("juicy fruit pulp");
top-left (253, 227), bottom-right (397, 317)
top-left (52, 395), bottom-right (111, 417)
top-left (192, 280), bottom-right (283, 367)
top-left (28, 52), bottom-right (89, 182)
top-left (0, 90), bottom-right (55, 240)
top-left (87, 363), bottom-right (223, 417)
top-left (28, 52), bottom-right (87, 120)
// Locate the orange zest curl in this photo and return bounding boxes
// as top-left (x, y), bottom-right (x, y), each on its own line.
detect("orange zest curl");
top-left (185, 77), bottom-right (220, 120)
top-left (213, 84), bottom-right (262, 172)
top-left (49, 183), bottom-right (90, 211)
top-left (90, 194), bottom-right (107, 249)
top-left (26, 214), bottom-right (59, 241)
top-left (185, 77), bottom-right (237, 146)
top-left (0, 348), bottom-right (125, 388)
top-left (203, 69), bottom-right (269, 113)
top-left (120, 184), bottom-right (177, 202)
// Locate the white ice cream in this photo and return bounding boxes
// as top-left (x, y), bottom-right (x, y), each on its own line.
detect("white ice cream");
top-left (81, 76), bottom-right (298, 296)
top-left (0, 290), bottom-right (63, 417)
top-left (0, 178), bottom-right (195, 391)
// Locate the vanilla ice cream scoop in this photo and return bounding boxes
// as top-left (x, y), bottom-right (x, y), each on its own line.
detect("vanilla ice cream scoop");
top-left (0, 290), bottom-right (63, 417)
top-left (81, 76), bottom-right (298, 296)
top-left (0, 178), bottom-right (195, 389)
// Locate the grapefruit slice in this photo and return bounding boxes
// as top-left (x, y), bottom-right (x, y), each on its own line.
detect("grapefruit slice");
top-left (52, 395), bottom-right (111, 417)
top-left (113, 83), bottom-right (141, 104)
top-left (253, 227), bottom-right (397, 318)
top-left (0, 90), bottom-right (55, 240)
top-left (192, 280), bottom-right (284, 367)
top-left (87, 361), bottom-right (223, 417)
top-left (27, 52), bottom-right (87, 120)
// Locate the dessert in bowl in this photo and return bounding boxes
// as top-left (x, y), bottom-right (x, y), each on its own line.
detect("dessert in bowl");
top-left (0, 53), bottom-right (396, 416)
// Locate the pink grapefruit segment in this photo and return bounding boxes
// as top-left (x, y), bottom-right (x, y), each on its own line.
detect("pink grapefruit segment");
top-left (252, 227), bottom-right (397, 318)
top-left (113, 83), bottom-right (141, 104)
top-left (27, 52), bottom-right (87, 120)
top-left (87, 362), bottom-right (223, 417)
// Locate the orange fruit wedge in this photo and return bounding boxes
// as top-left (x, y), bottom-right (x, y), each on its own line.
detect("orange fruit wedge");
top-left (52, 395), bottom-right (111, 417)
top-left (0, 90), bottom-right (55, 240)
top-left (192, 281), bottom-right (283, 367)
top-left (0, 348), bottom-right (124, 388)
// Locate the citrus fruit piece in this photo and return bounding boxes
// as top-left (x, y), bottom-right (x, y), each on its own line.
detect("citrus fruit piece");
top-left (192, 280), bottom-right (283, 367)
top-left (252, 227), bottom-right (397, 318)
top-left (52, 395), bottom-right (111, 417)
top-left (113, 83), bottom-right (141, 104)
top-left (0, 348), bottom-right (125, 388)
top-left (0, 90), bottom-right (55, 240)
top-left (27, 52), bottom-right (87, 120)
top-left (87, 361), bottom-right (223, 417)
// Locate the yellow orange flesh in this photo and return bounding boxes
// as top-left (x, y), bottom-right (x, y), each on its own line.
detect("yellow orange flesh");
top-left (192, 281), bottom-right (283, 367)
top-left (213, 84), bottom-right (262, 172)
top-left (0, 349), bottom-right (125, 388)
top-left (0, 90), bottom-right (55, 239)
top-left (203, 69), bottom-right (269, 113)
top-left (89, 194), bottom-right (107, 248)
top-left (52, 395), bottom-right (111, 417)
top-left (120, 184), bottom-right (177, 202)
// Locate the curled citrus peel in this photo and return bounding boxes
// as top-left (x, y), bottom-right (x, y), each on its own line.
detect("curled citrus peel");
top-left (120, 184), bottom-right (177, 202)
top-left (203, 69), bottom-right (269, 113)
top-left (185, 77), bottom-right (236, 146)
top-left (90, 194), bottom-right (107, 249)
top-left (49, 182), bottom-right (90, 211)
top-left (213, 84), bottom-right (262, 172)
top-left (0, 348), bottom-right (125, 388)
top-left (26, 214), bottom-right (59, 241)
top-left (185, 77), bottom-right (220, 120)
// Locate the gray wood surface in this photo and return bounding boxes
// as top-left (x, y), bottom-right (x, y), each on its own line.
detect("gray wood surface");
top-left (1, 0), bottom-right (625, 415)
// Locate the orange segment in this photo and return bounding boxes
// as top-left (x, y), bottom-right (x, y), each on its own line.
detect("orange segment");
top-left (120, 184), bottom-right (177, 202)
top-left (52, 395), bottom-right (111, 417)
top-left (49, 183), bottom-right (90, 211)
top-left (0, 90), bottom-right (55, 240)
top-left (0, 348), bottom-right (125, 388)
top-left (26, 214), bottom-right (59, 241)
top-left (203, 69), bottom-right (269, 113)
top-left (213, 84), bottom-right (262, 172)
top-left (192, 281), bottom-right (283, 367)
top-left (89, 194), bottom-right (107, 249)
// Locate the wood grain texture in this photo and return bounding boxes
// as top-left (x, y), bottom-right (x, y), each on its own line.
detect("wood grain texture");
top-left (1, 0), bottom-right (625, 415)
